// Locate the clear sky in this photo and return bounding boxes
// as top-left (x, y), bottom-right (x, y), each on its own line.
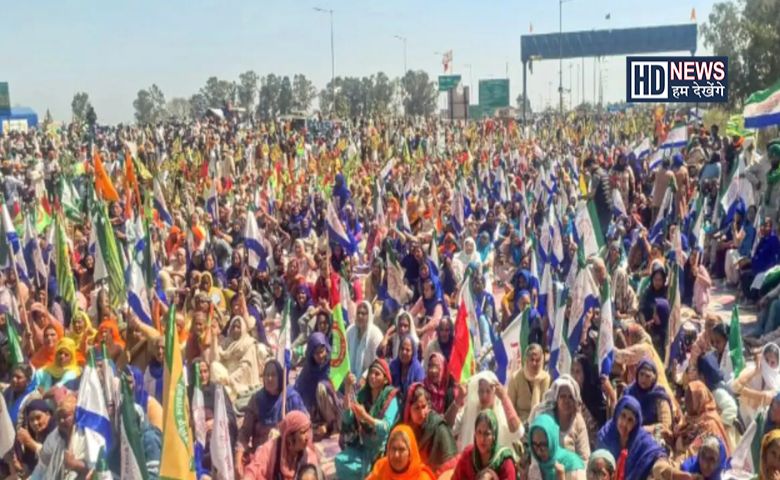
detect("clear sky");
top-left (2, 0), bottom-right (717, 124)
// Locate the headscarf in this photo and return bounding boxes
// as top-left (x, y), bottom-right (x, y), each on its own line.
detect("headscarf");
top-left (14, 399), bottom-right (56, 471)
top-left (333, 173), bottom-right (351, 210)
top-left (653, 297), bottom-right (670, 331)
top-left (294, 332), bottom-right (331, 409)
top-left (66, 309), bottom-right (96, 363)
top-left (685, 381), bottom-right (733, 455)
top-left (530, 374), bottom-right (581, 421)
top-left (625, 359), bottom-right (672, 425)
top-left (458, 371), bottom-right (516, 450)
top-left (471, 410), bottom-right (517, 473)
top-left (476, 231), bottom-right (492, 263)
top-left (256, 360), bottom-right (306, 426)
top-left (276, 410), bottom-right (319, 480)
top-left (680, 435), bottom-right (729, 480)
top-left (389, 334), bottom-right (425, 399)
top-left (697, 352), bottom-right (727, 392)
top-left (529, 414), bottom-right (585, 480)
top-left (574, 354), bottom-right (607, 426)
top-left (761, 429), bottom-right (780, 480)
top-left (221, 315), bottom-right (256, 365)
top-left (126, 365), bottom-right (149, 410)
top-left (44, 337), bottom-right (82, 379)
top-left (391, 310), bottom-right (419, 358)
top-left (759, 343), bottom-right (780, 391)
top-left (29, 325), bottom-right (62, 368)
top-left (435, 316), bottom-right (454, 359)
top-left (597, 395), bottom-right (667, 480)
top-left (346, 300), bottom-right (383, 378)
top-left (367, 424), bottom-right (436, 480)
top-left (588, 450), bottom-right (616, 475)
top-left (97, 319), bottom-right (126, 349)
top-left (456, 237), bottom-right (480, 268)
top-left (423, 353), bottom-right (448, 414)
top-left (356, 359), bottom-right (398, 419)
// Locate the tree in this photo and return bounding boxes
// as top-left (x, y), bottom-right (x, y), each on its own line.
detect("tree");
top-left (201, 77), bottom-right (235, 109)
top-left (237, 70), bottom-right (260, 113)
top-left (371, 72), bottom-right (396, 116)
top-left (702, 0), bottom-right (780, 109)
top-left (166, 97), bottom-right (192, 121)
top-left (43, 109), bottom-right (53, 126)
top-left (278, 76), bottom-right (294, 115)
top-left (189, 93), bottom-right (209, 118)
top-left (292, 74), bottom-right (317, 112)
top-left (133, 84), bottom-right (166, 125)
top-left (257, 74), bottom-right (282, 120)
top-left (85, 105), bottom-right (97, 127)
top-left (71, 92), bottom-right (91, 123)
top-left (515, 93), bottom-right (532, 114)
top-left (401, 71), bottom-right (437, 117)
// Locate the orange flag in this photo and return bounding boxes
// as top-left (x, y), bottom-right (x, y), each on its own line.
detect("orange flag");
top-left (94, 151), bottom-right (119, 202)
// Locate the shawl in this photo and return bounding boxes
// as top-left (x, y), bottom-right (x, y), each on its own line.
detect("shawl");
top-left (597, 395), bottom-right (667, 480)
top-left (43, 337), bottom-right (82, 379)
top-left (255, 360), bottom-right (307, 426)
top-left (423, 353), bottom-right (449, 414)
top-left (625, 359), bottom-right (672, 425)
top-left (459, 371), bottom-right (515, 451)
top-left (402, 383), bottom-right (458, 471)
top-left (29, 324), bottom-right (63, 369)
top-left (389, 335), bottom-right (425, 400)
top-left (97, 319), bottom-right (126, 349)
top-left (471, 409), bottom-right (517, 472)
top-left (574, 354), bottom-right (607, 426)
top-left (530, 413), bottom-right (585, 479)
top-left (680, 435), bottom-right (729, 480)
top-left (366, 424), bottom-right (436, 480)
top-left (685, 381), bottom-right (733, 455)
top-left (294, 332), bottom-right (332, 409)
top-left (356, 359), bottom-right (399, 420)
top-left (390, 310), bottom-right (419, 359)
top-left (246, 410), bottom-right (319, 480)
top-left (346, 300), bottom-right (383, 378)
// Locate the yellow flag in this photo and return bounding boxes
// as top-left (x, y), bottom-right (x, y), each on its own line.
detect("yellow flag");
top-left (159, 305), bottom-right (195, 480)
top-left (579, 172), bottom-right (588, 197)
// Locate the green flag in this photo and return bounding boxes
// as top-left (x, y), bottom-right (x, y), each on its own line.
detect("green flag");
top-left (729, 305), bottom-right (745, 377)
top-left (120, 376), bottom-right (149, 480)
top-left (54, 214), bottom-right (78, 317)
top-left (5, 314), bottom-right (24, 366)
top-left (329, 304), bottom-right (351, 390)
top-left (92, 201), bottom-right (126, 309)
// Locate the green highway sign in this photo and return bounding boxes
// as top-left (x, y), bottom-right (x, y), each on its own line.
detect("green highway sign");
top-left (478, 79), bottom-right (509, 109)
top-left (0, 83), bottom-right (10, 114)
top-left (438, 75), bottom-right (461, 92)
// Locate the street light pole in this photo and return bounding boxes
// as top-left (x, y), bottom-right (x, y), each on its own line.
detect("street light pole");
top-left (394, 35), bottom-right (407, 75)
top-left (314, 7), bottom-right (335, 115)
top-left (559, 0), bottom-right (573, 115)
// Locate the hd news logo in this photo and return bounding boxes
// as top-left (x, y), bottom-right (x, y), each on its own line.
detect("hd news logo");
top-left (626, 56), bottom-right (728, 103)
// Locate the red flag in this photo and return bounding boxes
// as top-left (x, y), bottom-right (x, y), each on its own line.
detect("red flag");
top-left (447, 299), bottom-right (475, 384)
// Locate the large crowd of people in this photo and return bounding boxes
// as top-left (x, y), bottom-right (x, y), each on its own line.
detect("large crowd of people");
top-left (0, 106), bottom-right (779, 480)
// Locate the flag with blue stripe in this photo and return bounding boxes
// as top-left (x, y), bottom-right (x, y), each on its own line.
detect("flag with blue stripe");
top-left (153, 179), bottom-right (173, 226)
top-left (75, 352), bottom-right (112, 466)
top-left (326, 200), bottom-right (357, 255)
top-left (243, 211), bottom-right (269, 271)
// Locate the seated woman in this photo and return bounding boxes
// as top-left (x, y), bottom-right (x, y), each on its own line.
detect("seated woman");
top-left (452, 410), bottom-right (517, 480)
top-left (422, 317), bottom-right (453, 370)
top-left (624, 359), bottom-right (673, 435)
top-left (29, 324), bottom-right (61, 370)
top-left (528, 413), bottom-right (586, 480)
top-left (390, 334), bottom-right (424, 400)
top-left (346, 301), bottom-right (384, 381)
top-left (586, 450), bottom-right (616, 480)
top-left (294, 333), bottom-right (341, 438)
top-left (235, 360), bottom-right (307, 472)
top-left (450, 371), bottom-right (522, 451)
top-left (3, 364), bottom-right (40, 428)
top-left (243, 410), bottom-right (321, 480)
top-left (761, 430), bottom-right (780, 480)
top-left (680, 435), bottom-right (729, 480)
top-left (365, 424), bottom-right (436, 480)
top-left (65, 310), bottom-right (95, 366)
top-left (508, 343), bottom-right (551, 425)
top-left (675, 381), bottom-right (733, 459)
top-left (336, 359), bottom-right (400, 480)
top-left (733, 342), bottom-right (780, 423)
top-left (422, 353), bottom-right (455, 417)
top-left (403, 383), bottom-right (458, 475)
top-left (696, 352), bottom-right (739, 445)
top-left (409, 278), bottom-right (446, 351)
top-left (615, 324), bottom-right (677, 408)
top-left (10, 399), bottom-right (56, 478)
top-left (377, 310), bottom-right (419, 360)
top-left (571, 354), bottom-right (610, 446)
top-left (596, 396), bottom-right (685, 480)
top-left (210, 315), bottom-right (264, 400)
top-left (529, 375), bottom-right (591, 463)
top-left (33, 337), bottom-right (82, 391)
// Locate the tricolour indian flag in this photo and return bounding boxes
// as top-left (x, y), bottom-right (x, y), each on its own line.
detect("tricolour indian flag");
top-left (159, 304), bottom-right (195, 480)
top-left (743, 78), bottom-right (780, 129)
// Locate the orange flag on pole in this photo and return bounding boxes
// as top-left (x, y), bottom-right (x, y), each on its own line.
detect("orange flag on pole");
top-left (94, 151), bottom-right (119, 202)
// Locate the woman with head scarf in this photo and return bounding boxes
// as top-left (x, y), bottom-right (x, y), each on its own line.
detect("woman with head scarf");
top-left (586, 450), bottom-right (616, 480)
top-left (294, 332), bottom-right (341, 438)
top-left (235, 360), bottom-right (307, 469)
top-left (365, 424), bottom-right (437, 480)
top-left (125, 365), bottom-right (163, 430)
top-left (456, 237), bottom-right (481, 272)
top-left (336, 358), bottom-right (401, 480)
top-left (389, 334), bottom-right (425, 400)
top-left (3, 364), bottom-right (40, 428)
top-left (33, 337), bottom-right (82, 391)
top-left (571, 354), bottom-right (608, 444)
top-left (95, 317), bottom-right (127, 369)
top-left (346, 300), bottom-right (384, 380)
top-left (733, 342), bottom-right (780, 423)
top-left (529, 375), bottom-right (591, 463)
top-left (27, 302), bottom-right (62, 351)
top-left (680, 435), bottom-right (729, 480)
top-left (528, 413), bottom-right (586, 480)
top-left (210, 314), bottom-right (263, 400)
top-left (290, 283), bottom-right (315, 344)
top-left (144, 336), bottom-right (166, 404)
top-left (453, 371), bottom-right (522, 451)
top-left (422, 352), bottom-right (454, 416)
top-left (675, 381), bottom-right (734, 457)
top-left (11, 399), bottom-right (56, 477)
top-left (596, 396), bottom-right (677, 480)
top-left (402, 383), bottom-right (458, 475)
top-left (761, 430), bottom-right (780, 480)
top-left (378, 310), bottom-right (419, 360)
top-left (243, 410), bottom-right (321, 480)
top-left (29, 324), bottom-right (61, 369)
top-left (66, 309), bottom-right (96, 365)
top-left (452, 410), bottom-right (518, 480)
top-left (422, 316), bottom-right (454, 370)
top-left (696, 352), bottom-right (739, 444)
top-left (508, 343), bottom-right (551, 424)
top-left (638, 261), bottom-right (667, 322)
top-left (624, 359), bottom-right (673, 434)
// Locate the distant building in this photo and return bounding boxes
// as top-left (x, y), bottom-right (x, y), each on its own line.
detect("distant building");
top-left (0, 107), bottom-right (39, 133)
